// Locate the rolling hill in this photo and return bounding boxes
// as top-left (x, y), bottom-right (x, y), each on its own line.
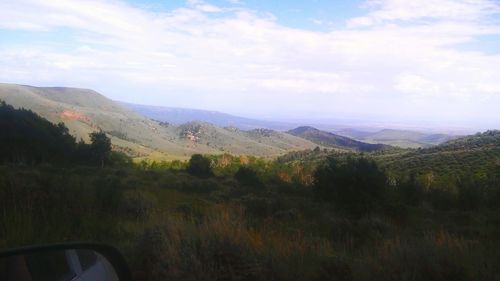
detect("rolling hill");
top-left (0, 83), bottom-right (196, 159)
top-left (288, 126), bottom-right (389, 152)
top-left (174, 121), bottom-right (321, 156)
top-left (0, 83), bottom-right (320, 159)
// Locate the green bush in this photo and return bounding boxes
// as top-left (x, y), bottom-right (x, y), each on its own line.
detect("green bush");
top-left (457, 180), bottom-right (485, 211)
top-left (187, 154), bottom-right (213, 178)
top-left (314, 157), bottom-right (387, 216)
top-left (399, 174), bottom-right (425, 206)
top-left (235, 166), bottom-right (262, 186)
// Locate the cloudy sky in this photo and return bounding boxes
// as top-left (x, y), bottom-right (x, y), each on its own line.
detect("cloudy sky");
top-left (1, 0), bottom-right (500, 129)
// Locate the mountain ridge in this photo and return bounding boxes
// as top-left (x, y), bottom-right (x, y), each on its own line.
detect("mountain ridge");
top-left (288, 126), bottom-right (390, 152)
top-left (120, 101), bottom-right (296, 131)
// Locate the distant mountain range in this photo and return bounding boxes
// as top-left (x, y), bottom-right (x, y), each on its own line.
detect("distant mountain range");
top-left (335, 128), bottom-right (457, 148)
top-left (0, 83), bottom-right (458, 159)
top-left (122, 101), bottom-right (457, 149)
top-left (120, 102), bottom-right (296, 131)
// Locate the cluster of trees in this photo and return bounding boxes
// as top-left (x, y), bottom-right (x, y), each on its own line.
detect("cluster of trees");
top-left (314, 157), bottom-right (387, 216)
top-left (187, 154), bottom-right (262, 187)
top-left (312, 156), bottom-right (500, 217)
top-left (0, 101), bottom-right (125, 167)
top-left (182, 152), bottom-right (500, 217)
top-left (187, 154), bottom-right (213, 178)
top-left (178, 150), bottom-right (500, 217)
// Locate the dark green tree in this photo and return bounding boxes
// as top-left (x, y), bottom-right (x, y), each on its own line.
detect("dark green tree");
top-left (313, 157), bottom-right (387, 216)
top-left (490, 165), bottom-right (500, 206)
top-left (399, 173), bottom-right (425, 206)
top-left (457, 177), bottom-right (484, 211)
top-left (0, 100), bottom-right (77, 164)
top-left (235, 166), bottom-right (262, 187)
top-left (187, 154), bottom-right (213, 178)
top-left (89, 131), bottom-right (112, 168)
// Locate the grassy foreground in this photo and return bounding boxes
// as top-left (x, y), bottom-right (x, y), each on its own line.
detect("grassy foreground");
top-left (1, 161), bottom-right (499, 281)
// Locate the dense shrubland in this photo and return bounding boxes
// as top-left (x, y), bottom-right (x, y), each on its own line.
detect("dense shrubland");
top-left (1, 101), bottom-right (499, 280)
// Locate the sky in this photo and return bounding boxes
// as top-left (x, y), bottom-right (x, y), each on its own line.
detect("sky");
top-left (1, 0), bottom-right (500, 130)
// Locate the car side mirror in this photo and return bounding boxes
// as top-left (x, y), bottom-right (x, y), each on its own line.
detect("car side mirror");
top-left (0, 243), bottom-right (131, 281)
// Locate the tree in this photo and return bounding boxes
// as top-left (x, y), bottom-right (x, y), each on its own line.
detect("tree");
top-left (235, 166), bottom-right (262, 187)
top-left (313, 157), bottom-right (387, 216)
top-left (399, 173), bottom-right (424, 206)
top-left (457, 177), bottom-right (484, 211)
top-left (89, 131), bottom-right (111, 168)
top-left (0, 101), bottom-right (77, 164)
top-left (187, 154), bottom-right (213, 178)
top-left (490, 165), bottom-right (500, 206)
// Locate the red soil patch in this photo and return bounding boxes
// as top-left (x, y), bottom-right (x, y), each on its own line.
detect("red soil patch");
top-left (60, 110), bottom-right (92, 124)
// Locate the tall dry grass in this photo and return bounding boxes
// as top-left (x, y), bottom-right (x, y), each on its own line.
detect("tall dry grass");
top-left (134, 205), bottom-right (336, 281)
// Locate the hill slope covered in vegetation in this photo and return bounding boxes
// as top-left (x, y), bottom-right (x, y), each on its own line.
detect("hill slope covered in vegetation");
top-left (377, 130), bottom-right (500, 178)
top-left (0, 83), bottom-right (321, 159)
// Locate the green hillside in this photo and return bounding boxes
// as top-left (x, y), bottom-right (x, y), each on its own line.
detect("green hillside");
top-left (377, 130), bottom-right (500, 178)
top-left (0, 83), bottom-right (319, 159)
top-left (174, 122), bottom-right (319, 157)
top-left (278, 130), bottom-right (500, 185)
top-left (0, 83), bottom-right (196, 158)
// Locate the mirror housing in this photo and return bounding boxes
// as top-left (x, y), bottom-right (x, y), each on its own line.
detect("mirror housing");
top-left (0, 243), bottom-right (131, 281)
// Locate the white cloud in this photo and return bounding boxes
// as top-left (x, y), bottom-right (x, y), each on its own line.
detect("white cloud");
top-left (186, 0), bottom-right (202, 5)
top-left (195, 4), bottom-right (222, 13)
top-left (226, 0), bottom-right (244, 4)
top-left (186, 0), bottom-right (223, 13)
top-left (395, 74), bottom-right (437, 95)
top-left (348, 0), bottom-right (500, 27)
top-left (1, 0), bottom-right (500, 126)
